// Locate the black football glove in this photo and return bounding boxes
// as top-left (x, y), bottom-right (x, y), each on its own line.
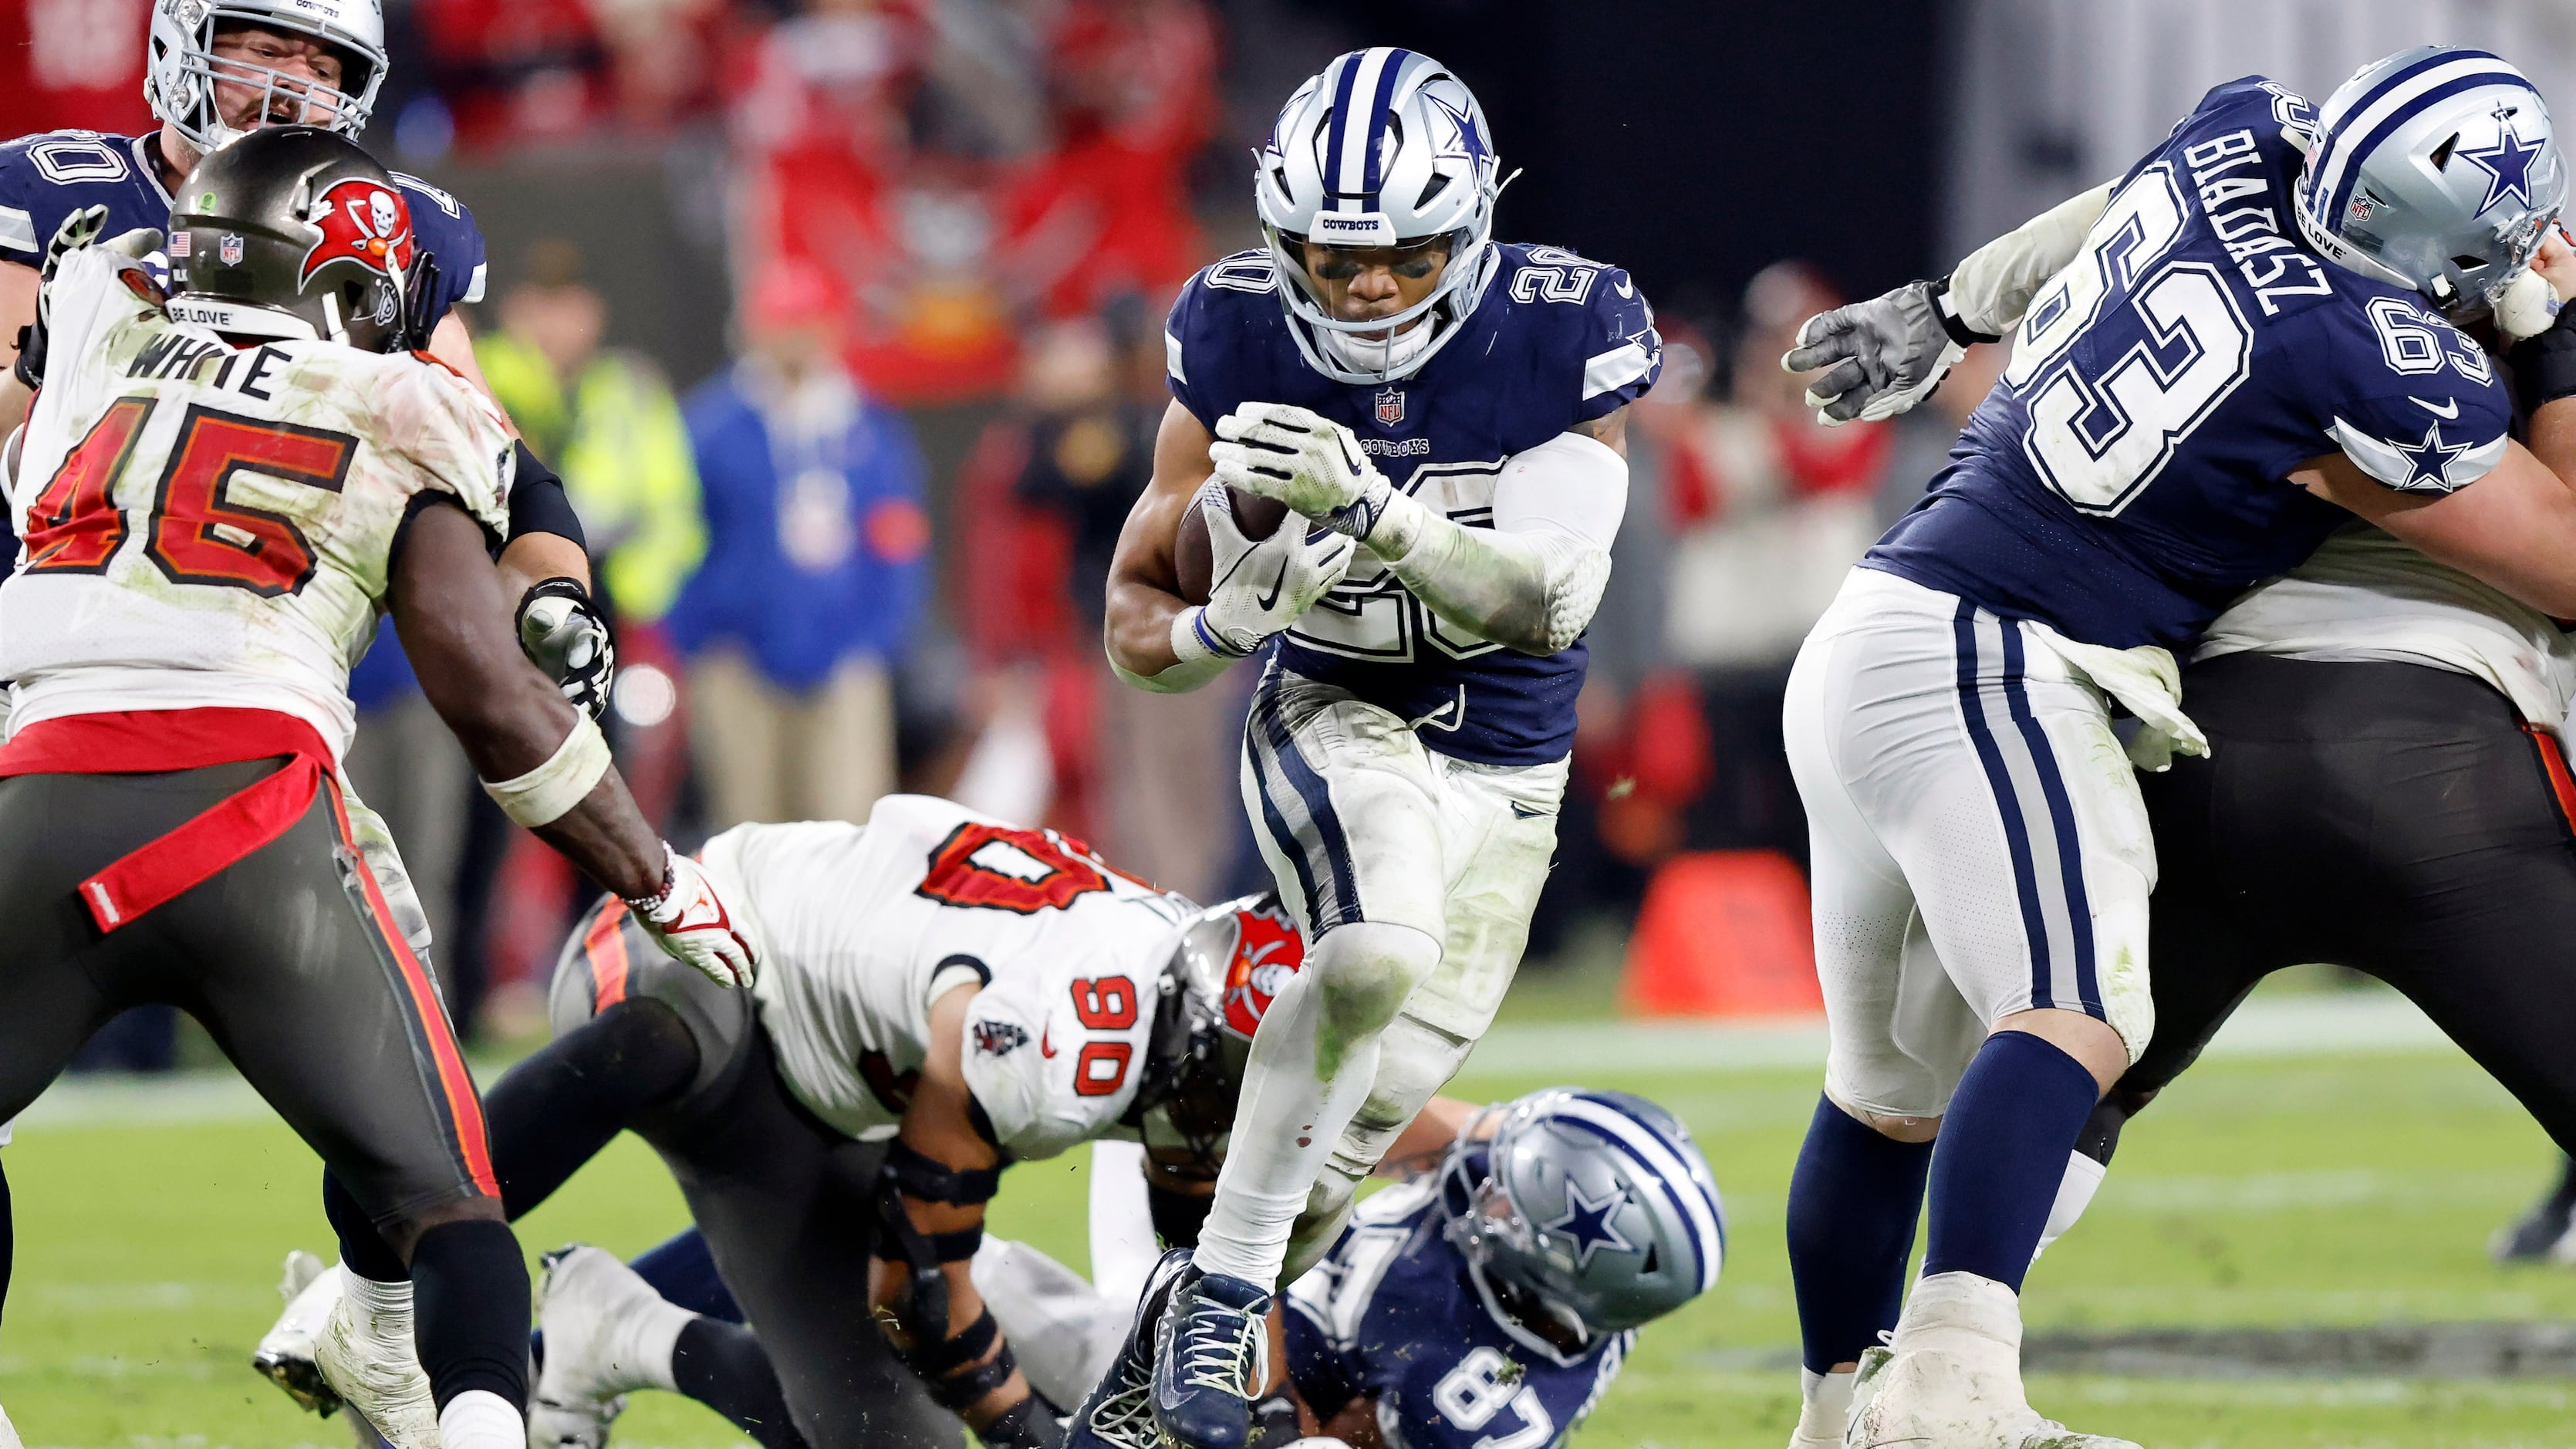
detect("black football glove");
top-left (514, 576), bottom-right (616, 721)
top-left (400, 247), bottom-right (442, 354)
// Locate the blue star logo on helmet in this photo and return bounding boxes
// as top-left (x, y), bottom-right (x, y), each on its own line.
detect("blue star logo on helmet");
top-left (1544, 1180), bottom-right (1636, 1268)
top-left (1424, 90), bottom-right (1488, 169)
top-left (2391, 421), bottom-right (2471, 489)
top-left (2458, 106), bottom-right (2547, 214)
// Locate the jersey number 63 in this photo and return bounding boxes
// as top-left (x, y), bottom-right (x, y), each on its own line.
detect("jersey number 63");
top-left (2003, 163), bottom-right (2254, 516)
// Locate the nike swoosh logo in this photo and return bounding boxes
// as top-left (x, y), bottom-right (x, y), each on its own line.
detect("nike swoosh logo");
top-left (1613, 278), bottom-right (1635, 299)
top-left (1509, 802), bottom-right (1551, 819)
top-left (1256, 560), bottom-right (1288, 611)
top-left (2409, 396), bottom-right (2460, 419)
top-left (1041, 1026), bottom-right (1057, 1059)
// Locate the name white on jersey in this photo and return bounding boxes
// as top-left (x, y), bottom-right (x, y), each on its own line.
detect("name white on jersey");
top-left (711, 795), bottom-right (1195, 1160)
top-left (1, 249), bottom-right (512, 755)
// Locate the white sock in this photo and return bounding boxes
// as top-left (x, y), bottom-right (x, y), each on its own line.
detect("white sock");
top-left (1794, 1366), bottom-right (1854, 1441)
top-left (1191, 922), bottom-right (1438, 1288)
top-left (437, 1388), bottom-right (523, 1449)
top-left (2031, 1150), bottom-right (2107, 1262)
top-left (609, 1291), bottom-right (691, 1394)
top-left (343, 1269), bottom-right (414, 1326)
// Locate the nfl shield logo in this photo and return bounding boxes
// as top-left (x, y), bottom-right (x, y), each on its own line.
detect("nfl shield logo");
top-left (218, 234), bottom-right (244, 266)
top-left (1374, 387), bottom-right (1405, 427)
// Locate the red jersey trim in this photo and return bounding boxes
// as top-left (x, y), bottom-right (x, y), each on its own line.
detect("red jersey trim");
top-left (0, 708), bottom-right (331, 932)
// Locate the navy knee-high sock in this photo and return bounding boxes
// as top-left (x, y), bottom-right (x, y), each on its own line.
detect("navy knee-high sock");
top-left (673, 1318), bottom-right (806, 1449)
top-left (1787, 1094), bottom-right (1934, 1373)
top-left (631, 1228), bottom-right (743, 1322)
top-left (1922, 1031), bottom-right (2102, 1292)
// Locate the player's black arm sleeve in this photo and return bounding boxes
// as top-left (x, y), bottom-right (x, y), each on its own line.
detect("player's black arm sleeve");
top-left (505, 441), bottom-right (587, 551)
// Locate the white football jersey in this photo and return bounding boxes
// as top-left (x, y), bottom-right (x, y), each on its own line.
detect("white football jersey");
top-left (0, 248), bottom-right (512, 758)
top-left (2200, 523), bottom-right (2576, 735)
top-left (707, 795), bottom-right (1197, 1160)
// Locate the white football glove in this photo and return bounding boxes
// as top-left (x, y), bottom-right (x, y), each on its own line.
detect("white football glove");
top-left (1210, 402), bottom-right (1394, 540)
top-left (1193, 484), bottom-right (1356, 657)
top-left (623, 845), bottom-right (760, 988)
top-left (1781, 279), bottom-right (1973, 425)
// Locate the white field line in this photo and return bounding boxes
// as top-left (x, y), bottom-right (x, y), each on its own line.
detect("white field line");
top-left (11, 992), bottom-right (2453, 1130)
top-left (1456, 991), bottom-right (2452, 1080)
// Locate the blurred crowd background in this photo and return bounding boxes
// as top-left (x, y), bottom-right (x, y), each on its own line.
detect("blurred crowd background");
top-left (12, 0), bottom-right (2576, 1058)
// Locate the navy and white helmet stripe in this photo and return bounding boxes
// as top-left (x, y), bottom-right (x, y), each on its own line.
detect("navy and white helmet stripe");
top-left (2308, 49), bottom-right (2539, 229)
top-left (1324, 46), bottom-right (1413, 205)
top-left (1551, 1092), bottom-right (1727, 1291)
top-left (1440, 1086), bottom-right (1724, 1338)
top-left (2294, 46), bottom-right (2565, 312)
top-left (1255, 48), bottom-right (1503, 384)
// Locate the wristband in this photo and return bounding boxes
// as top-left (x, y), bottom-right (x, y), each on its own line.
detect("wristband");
top-left (478, 713), bottom-right (612, 826)
top-left (1171, 606), bottom-right (1251, 664)
top-left (1929, 276), bottom-right (2003, 347)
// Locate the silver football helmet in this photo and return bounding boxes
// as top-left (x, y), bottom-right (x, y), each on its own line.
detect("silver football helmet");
top-left (145, 0), bottom-right (389, 157)
top-left (2297, 45), bottom-right (2566, 316)
top-left (1441, 1088), bottom-right (1724, 1345)
top-left (1255, 48), bottom-right (1504, 384)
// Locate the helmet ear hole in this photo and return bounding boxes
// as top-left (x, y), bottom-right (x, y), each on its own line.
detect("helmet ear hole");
top-left (2433, 133), bottom-right (2461, 169)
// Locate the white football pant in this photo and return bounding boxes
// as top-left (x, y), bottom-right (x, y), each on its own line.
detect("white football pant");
top-left (1785, 569), bottom-right (2154, 1121)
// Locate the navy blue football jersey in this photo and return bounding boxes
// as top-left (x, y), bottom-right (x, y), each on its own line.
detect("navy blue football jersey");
top-left (1867, 78), bottom-right (2515, 652)
top-left (0, 130), bottom-right (488, 326)
top-left (1165, 243), bottom-right (1659, 765)
top-left (1283, 1175), bottom-right (1632, 1449)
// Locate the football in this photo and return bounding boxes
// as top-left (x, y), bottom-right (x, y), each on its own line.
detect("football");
top-left (1173, 484), bottom-right (1292, 604)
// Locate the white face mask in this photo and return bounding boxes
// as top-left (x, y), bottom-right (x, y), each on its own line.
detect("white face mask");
top-left (1319, 313), bottom-right (1437, 374)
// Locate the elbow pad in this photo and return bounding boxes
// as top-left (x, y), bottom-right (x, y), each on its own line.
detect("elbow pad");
top-left (1946, 180), bottom-right (2117, 338)
top-left (1531, 533), bottom-right (1612, 654)
top-left (1372, 428), bottom-right (1623, 656)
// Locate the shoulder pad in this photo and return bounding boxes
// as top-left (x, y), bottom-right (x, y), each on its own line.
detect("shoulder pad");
top-left (2178, 76), bottom-right (2316, 142)
top-left (2311, 293), bottom-right (2513, 492)
top-left (958, 945), bottom-right (1160, 1161)
top-left (0, 132), bottom-right (150, 266)
top-left (390, 172), bottom-right (488, 315)
top-left (1495, 244), bottom-right (1662, 421)
top-left (1166, 252), bottom-right (1286, 428)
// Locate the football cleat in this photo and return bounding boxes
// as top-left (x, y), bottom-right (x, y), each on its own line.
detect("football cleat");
top-left (527, 1390), bottom-right (625, 1449)
top-left (252, 1249), bottom-right (345, 1417)
top-left (1065, 1246), bottom-right (1196, 1449)
top-left (1150, 1264), bottom-right (1272, 1449)
top-left (314, 1270), bottom-right (441, 1449)
top-left (530, 1245), bottom-right (674, 1439)
top-left (1843, 1275), bottom-right (2139, 1449)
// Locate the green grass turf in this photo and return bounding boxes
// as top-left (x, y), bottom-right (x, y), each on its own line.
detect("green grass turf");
top-left (8, 1038), bottom-right (2576, 1447)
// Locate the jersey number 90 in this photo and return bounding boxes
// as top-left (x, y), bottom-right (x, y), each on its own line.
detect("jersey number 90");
top-left (2004, 163), bottom-right (2254, 515)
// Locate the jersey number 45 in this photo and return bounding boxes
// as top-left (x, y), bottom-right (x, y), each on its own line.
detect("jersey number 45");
top-left (23, 399), bottom-right (353, 596)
